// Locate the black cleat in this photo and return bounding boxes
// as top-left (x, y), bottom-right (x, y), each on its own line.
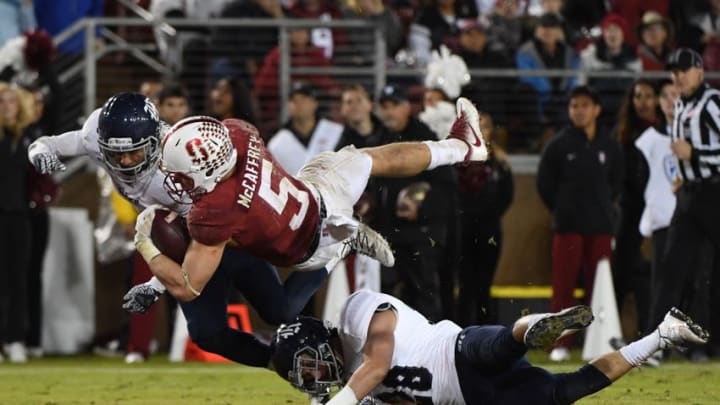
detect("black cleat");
top-left (524, 305), bottom-right (594, 349)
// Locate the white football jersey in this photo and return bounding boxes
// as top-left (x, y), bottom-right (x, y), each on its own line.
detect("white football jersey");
top-left (266, 118), bottom-right (343, 175)
top-left (33, 108), bottom-right (191, 215)
top-left (339, 290), bottom-right (464, 405)
top-left (635, 126), bottom-right (677, 236)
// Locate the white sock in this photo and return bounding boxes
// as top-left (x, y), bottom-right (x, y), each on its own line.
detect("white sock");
top-left (423, 139), bottom-right (468, 170)
top-left (619, 331), bottom-right (660, 367)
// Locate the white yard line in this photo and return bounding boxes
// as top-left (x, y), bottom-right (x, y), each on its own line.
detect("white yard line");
top-left (0, 366), bottom-right (271, 374)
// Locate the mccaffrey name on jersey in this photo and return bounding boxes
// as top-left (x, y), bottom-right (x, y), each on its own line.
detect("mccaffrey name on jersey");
top-left (237, 129), bottom-right (263, 209)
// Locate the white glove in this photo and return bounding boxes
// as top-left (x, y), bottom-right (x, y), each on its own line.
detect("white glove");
top-left (134, 204), bottom-right (164, 263)
top-left (28, 141), bottom-right (66, 174)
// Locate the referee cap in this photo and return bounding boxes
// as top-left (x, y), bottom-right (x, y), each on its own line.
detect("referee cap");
top-left (666, 48), bottom-right (703, 71)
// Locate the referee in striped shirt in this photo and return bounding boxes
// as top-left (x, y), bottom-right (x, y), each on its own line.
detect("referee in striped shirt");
top-left (648, 48), bottom-right (720, 338)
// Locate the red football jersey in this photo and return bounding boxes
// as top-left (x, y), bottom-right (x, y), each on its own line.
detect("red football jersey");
top-left (187, 119), bottom-right (320, 266)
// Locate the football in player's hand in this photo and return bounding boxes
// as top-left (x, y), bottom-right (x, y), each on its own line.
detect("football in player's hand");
top-left (150, 210), bottom-right (190, 263)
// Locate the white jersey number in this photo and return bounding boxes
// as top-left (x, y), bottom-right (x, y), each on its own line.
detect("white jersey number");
top-left (258, 159), bottom-right (309, 231)
top-left (377, 366), bottom-right (433, 404)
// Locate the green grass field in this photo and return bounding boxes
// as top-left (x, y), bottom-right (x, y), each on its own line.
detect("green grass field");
top-left (0, 354), bottom-right (718, 404)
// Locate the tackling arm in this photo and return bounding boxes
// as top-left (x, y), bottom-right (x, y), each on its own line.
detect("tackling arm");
top-left (29, 127), bottom-right (90, 158)
top-left (146, 239), bottom-right (225, 302)
top-left (330, 309), bottom-right (397, 405)
top-left (134, 205), bottom-right (225, 302)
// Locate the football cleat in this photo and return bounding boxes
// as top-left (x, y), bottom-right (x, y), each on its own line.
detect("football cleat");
top-left (331, 223), bottom-right (395, 269)
top-left (524, 305), bottom-right (594, 349)
top-left (448, 97), bottom-right (489, 163)
top-left (657, 307), bottom-right (709, 350)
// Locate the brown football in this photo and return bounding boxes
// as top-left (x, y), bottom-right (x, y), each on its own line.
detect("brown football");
top-left (150, 209), bottom-right (191, 263)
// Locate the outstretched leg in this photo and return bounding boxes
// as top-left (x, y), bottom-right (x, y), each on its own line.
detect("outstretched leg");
top-left (458, 305), bottom-right (594, 371)
top-left (362, 97), bottom-right (489, 176)
top-left (515, 305), bottom-right (594, 349)
top-left (553, 307), bottom-right (709, 404)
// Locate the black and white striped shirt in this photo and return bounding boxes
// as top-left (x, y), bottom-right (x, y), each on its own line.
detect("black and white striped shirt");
top-left (672, 82), bottom-right (720, 182)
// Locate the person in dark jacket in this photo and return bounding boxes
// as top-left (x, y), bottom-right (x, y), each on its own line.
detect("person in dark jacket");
top-left (456, 111), bottom-right (514, 326)
top-left (210, 0), bottom-right (284, 88)
top-left (537, 85), bottom-right (624, 362)
top-left (611, 79), bottom-right (659, 337)
top-left (0, 84), bottom-right (36, 362)
top-left (342, 84), bottom-right (458, 321)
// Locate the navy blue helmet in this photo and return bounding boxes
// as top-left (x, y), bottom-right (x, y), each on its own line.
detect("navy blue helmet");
top-left (271, 317), bottom-right (344, 398)
top-left (97, 92), bottom-right (162, 183)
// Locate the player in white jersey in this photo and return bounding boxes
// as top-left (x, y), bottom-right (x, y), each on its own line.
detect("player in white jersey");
top-left (27, 93), bottom-right (187, 214)
top-left (26, 92), bottom-right (328, 367)
top-left (271, 290), bottom-right (709, 405)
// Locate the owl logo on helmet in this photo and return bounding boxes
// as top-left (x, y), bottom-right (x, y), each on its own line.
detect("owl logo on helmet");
top-left (160, 116), bottom-right (238, 202)
top-left (97, 92), bottom-right (162, 184)
top-left (270, 317), bottom-right (344, 398)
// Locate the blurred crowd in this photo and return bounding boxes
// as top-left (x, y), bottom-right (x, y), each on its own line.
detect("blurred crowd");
top-left (0, 0), bottom-right (718, 367)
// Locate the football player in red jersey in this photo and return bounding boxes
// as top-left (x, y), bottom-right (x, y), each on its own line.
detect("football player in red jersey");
top-left (135, 97), bottom-right (489, 302)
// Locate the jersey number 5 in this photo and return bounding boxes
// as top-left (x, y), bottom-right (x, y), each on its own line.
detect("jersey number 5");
top-left (258, 159), bottom-right (309, 230)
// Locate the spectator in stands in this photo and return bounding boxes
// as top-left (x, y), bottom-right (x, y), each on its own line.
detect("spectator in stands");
top-left (0, 0), bottom-right (36, 47)
top-left (210, 0), bottom-right (284, 87)
top-left (254, 24), bottom-right (333, 134)
top-left (609, 0), bottom-right (669, 46)
top-left (484, 0), bottom-right (524, 55)
top-left (336, 83), bottom-right (390, 228)
top-left (634, 79), bottom-right (679, 339)
top-left (456, 111), bottom-right (514, 326)
top-left (157, 83), bottom-right (191, 126)
top-left (0, 83), bottom-right (37, 363)
top-left (522, 0), bottom-right (569, 46)
top-left (209, 76), bottom-right (257, 125)
top-left (688, 0), bottom-right (720, 70)
top-left (337, 84), bottom-right (386, 149)
top-left (340, 0), bottom-right (404, 63)
top-left (578, 13), bottom-right (642, 128)
top-left (373, 84), bottom-right (458, 321)
top-left (612, 79), bottom-right (659, 337)
top-left (267, 82), bottom-right (343, 176)
top-left (537, 86), bottom-right (623, 362)
top-left (408, 0), bottom-right (478, 66)
top-left (636, 11), bottom-right (675, 71)
top-left (516, 12), bottom-right (579, 130)
top-left (562, 0), bottom-right (609, 46)
top-left (33, 0), bottom-right (104, 54)
top-left (336, 83), bottom-right (391, 225)
top-left (418, 45), bottom-right (469, 320)
top-left (454, 19), bottom-right (515, 128)
top-left (287, 0), bottom-right (346, 60)
top-left (23, 83), bottom-right (61, 359)
top-left (8, 32), bottom-right (61, 359)
top-left (138, 78), bottom-right (163, 106)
